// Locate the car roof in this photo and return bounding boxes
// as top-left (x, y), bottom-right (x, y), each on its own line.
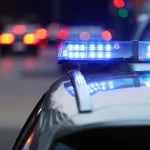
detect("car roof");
top-left (42, 72), bottom-right (150, 121)
top-left (31, 71), bottom-right (150, 150)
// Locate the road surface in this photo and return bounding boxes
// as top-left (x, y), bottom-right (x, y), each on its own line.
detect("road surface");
top-left (0, 46), bottom-right (63, 150)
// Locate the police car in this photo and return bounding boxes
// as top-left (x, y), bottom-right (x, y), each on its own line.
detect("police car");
top-left (0, 24), bottom-right (41, 57)
top-left (13, 41), bottom-right (150, 150)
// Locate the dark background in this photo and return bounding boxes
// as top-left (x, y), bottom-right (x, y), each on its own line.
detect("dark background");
top-left (0, 0), bottom-right (111, 24)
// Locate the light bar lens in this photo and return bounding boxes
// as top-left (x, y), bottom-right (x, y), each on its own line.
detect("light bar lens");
top-left (139, 42), bottom-right (150, 60)
top-left (58, 41), bottom-right (150, 63)
top-left (58, 41), bottom-right (132, 62)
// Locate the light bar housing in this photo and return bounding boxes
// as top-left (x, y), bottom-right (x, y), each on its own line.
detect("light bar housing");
top-left (64, 73), bottom-right (150, 97)
top-left (58, 41), bottom-right (150, 64)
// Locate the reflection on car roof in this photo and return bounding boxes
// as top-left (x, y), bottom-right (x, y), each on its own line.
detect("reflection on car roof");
top-left (47, 72), bottom-right (150, 123)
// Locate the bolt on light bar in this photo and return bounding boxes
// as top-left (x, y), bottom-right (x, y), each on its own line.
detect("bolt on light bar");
top-left (64, 76), bottom-right (134, 97)
top-left (64, 73), bottom-right (150, 97)
top-left (58, 41), bottom-right (150, 63)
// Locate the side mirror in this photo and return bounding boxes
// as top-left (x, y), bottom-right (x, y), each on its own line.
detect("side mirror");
top-left (12, 92), bottom-right (47, 150)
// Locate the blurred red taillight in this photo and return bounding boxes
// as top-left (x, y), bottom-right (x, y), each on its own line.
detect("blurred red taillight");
top-left (101, 30), bottom-right (112, 41)
top-left (12, 25), bottom-right (26, 35)
top-left (57, 29), bottom-right (70, 40)
top-left (0, 33), bottom-right (15, 45)
top-left (23, 34), bottom-right (39, 45)
top-left (35, 28), bottom-right (49, 40)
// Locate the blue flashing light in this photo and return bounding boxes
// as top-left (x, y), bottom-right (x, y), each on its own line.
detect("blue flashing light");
top-left (65, 80), bottom-right (115, 96)
top-left (140, 75), bottom-right (150, 87)
top-left (58, 41), bottom-right (150, 63)
top-left (64, 76), bottom-right (136, 97)
top-left (138, 42), bottom-right (150, 60)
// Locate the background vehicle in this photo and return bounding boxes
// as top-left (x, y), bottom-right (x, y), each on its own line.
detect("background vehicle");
top-left (0, 23), bottom-right (41, 57)
top-left (58, 25), bottom-right (105, 41)
top-left (46, 23), bottom-right (64, 44)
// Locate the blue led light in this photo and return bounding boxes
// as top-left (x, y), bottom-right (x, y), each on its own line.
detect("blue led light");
top-left (97, 44), bottom-right (103, 51)
top-left (65, 80), bottom-right (115, 96)
top-left (145, 82), bottom-right (150, 87)
top-left (105, 52), bottom-right (111, 58)
top-left (147, 45), bottom-right (150, 51)
top-left (139, 42), bottom-right (150, 60)
top-left (68, 44), bottom-right (73, 50)
top-left (109, 81), bottom-right (114, 89)
top-left (80, 45), bottom-right (86, 51)
top-left (147, 52), bottom-right (150, 58)
top-left (105, 44), bottom-right (112, 51)
top-left (89, 44), bottom-right (96, 50)
top-left (80, 52), bottom-right (86, 58)
top-left (140, 75), bottom-right (150, 87)
top-left (64, 75), bottom-right (139, 97)
top-left (75, 71), bottom-right (86, 86)
top-left (97, 52), bottom-right (103, 58)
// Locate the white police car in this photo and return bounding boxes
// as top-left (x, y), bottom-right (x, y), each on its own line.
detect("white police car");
top-left (13, 40), bottom-right (150, 150)
top-left (0, 24), bottom-right (41, 57)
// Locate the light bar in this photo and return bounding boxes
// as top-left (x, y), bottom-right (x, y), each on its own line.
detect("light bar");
top-left (65, 73), bottom-right (150, 97)
top-left (64, 76), bottom-right (135, 97)
top-left (58, 41), bottom-right (150, 63)
top-left (139, 42), bottom-right (150, 60)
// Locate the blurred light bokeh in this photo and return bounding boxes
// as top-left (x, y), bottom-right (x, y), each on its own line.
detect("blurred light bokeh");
top-left (0, 0), bottom-right (149, 149)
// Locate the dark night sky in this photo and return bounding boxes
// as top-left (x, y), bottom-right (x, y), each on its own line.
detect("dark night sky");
top-left (0, 0), bottom-right (51, 23)
top-left (0, 0), bottom-right (110, 25)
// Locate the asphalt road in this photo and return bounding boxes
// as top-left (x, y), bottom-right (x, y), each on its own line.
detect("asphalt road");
top-left (0, 46), bottom-right (63, 150)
